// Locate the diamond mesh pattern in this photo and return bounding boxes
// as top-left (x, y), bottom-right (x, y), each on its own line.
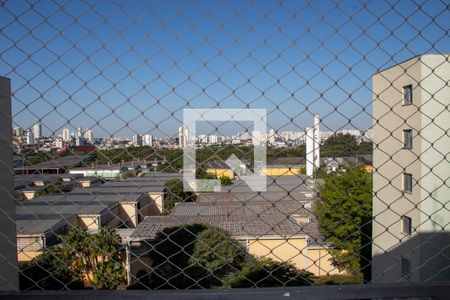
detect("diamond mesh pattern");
top-left (0, 0), bottom-right (449, 291)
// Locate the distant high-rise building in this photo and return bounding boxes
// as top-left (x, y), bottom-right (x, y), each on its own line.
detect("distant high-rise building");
top-left (208, 135), bottom-right (218, 144)
top-left (132, 134), bottom-right (142, 146)
top-left (13, 127), bottom-right (24, 137)
top-left (268, 128), bottom-right (276, 145)
top-left (75, 136), bottom-right (85, 146)
top-left (77, 127), bottom-right (83, 138)
top-left (62, 128), bottom-right (71, 142)
top-left (33, 122), bottom-right (41, 141)
top-left (55, 137), bottom-right (64, 148)
top-left (142, 134), bottom-right (153, 146)
top-left (26, 129), bottom-right (34, 145)
top-left (198, 134), bottom-right (207, 144)
top-left (84, 128), bottom-right (93, 143)
top-left (178, 126), bottom-right (188, 148)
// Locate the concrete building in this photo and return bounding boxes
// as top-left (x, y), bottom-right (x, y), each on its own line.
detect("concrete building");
top-left (142, 134), bottom-right (153, 147)
top-left (132, 134), bottom-right (142, 146)
top-left (268, 128), bottom-right (276, 145)
top-left (208, 134), bottom-right (218, 144)
top-left (372, 54), bottom-right (450, 282)
top-left (84, 128), bottom-right (93, 143)
top-left (33, 122), bottom-right (41, 141)
top-left (13, 127), bottom-right (24, 137)
top-left (25, 129), bottom-right (34, 145)
top-left (178, 126), bottom-right (188, 148)
top-left (55, 137), bottom-right (64, 148)
top-left (62, 128), bottom-right (71, 141)
top-left (77, 127), bottom-right (83, 138)
top-left (313, 115), bottom-right (320, 169)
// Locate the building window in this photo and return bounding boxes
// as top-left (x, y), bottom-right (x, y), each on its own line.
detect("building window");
top-left (403, 84), bottom-right (413, 105)
top-left (403, 173), bottom-right (413, 193)
top-left (401, 257), bottom-right (412, 281)
top-left (401, 216), bottom-right (412, 235)
top-left (403, 129), bottom-right (413, 149)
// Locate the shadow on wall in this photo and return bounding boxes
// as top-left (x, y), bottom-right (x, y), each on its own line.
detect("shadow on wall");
top-left (372, 232), bottom-right (450, 283)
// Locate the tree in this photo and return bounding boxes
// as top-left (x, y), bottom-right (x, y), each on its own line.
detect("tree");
top-left (148, 224), bottom-right (210, 289)
top-left (19, 247), bottom-right (83, 290)
top-left (55, 226), bottom-right (126, 289)
top-left (314, 166), bottom-right (372, 278)
top-left (222, 258), bottom-right (313, 288)
top-left (189, 227), bottom-right (248, 278)
top-left (163, 178), bottom-right (196, 214)
top-left (219, 175), bottom-right (232, 185)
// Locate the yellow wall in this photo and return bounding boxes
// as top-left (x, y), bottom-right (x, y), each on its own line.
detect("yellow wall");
top-left (263, 167), bottom-right (303, 176)
top-left (23, 191), bottom-right (38, 200)
top-left (248, 238), bottom-right (307, 269)
top-left (80, 180), bottom-right (101, 187)
top-left (206, 169), bottom-right (234, 179)
top-left (305, 248), bottom-right (342, 275)
top-left (148, 192), bottom-right (164, 214)
top-left (119, 203), bottom-right (138, 228)
top-left (17, 250), bottom-right (42, 262)
top-left (247, 238), bottom-right (344, 276)
top-left (78, 215), bottom-right (100, 230)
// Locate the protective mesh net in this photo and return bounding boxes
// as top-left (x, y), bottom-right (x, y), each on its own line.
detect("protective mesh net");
top-left (0, 0), bottom-right (449, 290)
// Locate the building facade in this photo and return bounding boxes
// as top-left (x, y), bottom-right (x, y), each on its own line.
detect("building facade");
top-left (372, 54), bottom-right (450, 282)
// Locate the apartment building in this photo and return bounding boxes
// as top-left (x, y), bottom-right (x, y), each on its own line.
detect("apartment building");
top-left (372, 54), bottom-right (450, 282)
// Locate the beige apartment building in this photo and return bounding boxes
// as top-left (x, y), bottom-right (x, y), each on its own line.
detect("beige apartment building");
top-left (372, 54), bottom-right (450, 282)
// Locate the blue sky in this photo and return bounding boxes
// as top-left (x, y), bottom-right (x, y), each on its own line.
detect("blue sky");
top-left (1, 0), bottom-right (448, 138)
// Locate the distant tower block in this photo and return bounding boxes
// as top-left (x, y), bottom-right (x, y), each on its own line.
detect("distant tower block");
top-left (313, 114), bottom-right (320, 170)
top-left (306, 127), bottom-right (314, 177)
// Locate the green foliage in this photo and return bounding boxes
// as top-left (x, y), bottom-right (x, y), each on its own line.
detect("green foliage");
top-left (146, 225), bottom-right (313, 289)
top-left (315, 166), bottom-right (372, 275)
top-left (93, 260), bottom-right (126, 290)
top-left (148, 224), bottom-right (211, 289)
top-left (321, 134), bottom-right (372, 157)
top-left (163, 178), bottom-right (196, 214)
top-left (60, 226), bottom-right (125, 289)
top-left (39, 181), bottom-right (73, 195)
top-left (196, 168), bottom-right (216, 180)
top-left (313, 273), bottom-right (364, 285)
top-left (189, 227), bottom-right (247, 277)
top-left (219, 175), bottom-right (232, 185)
top-left (19, 247), bottom-right (83, 290)
top-left (23, 226), bottom-right (126, 290)
top-left (267, 145), bottom-right (306, 162)
top-left (223, 258), bottom-right (313, 288)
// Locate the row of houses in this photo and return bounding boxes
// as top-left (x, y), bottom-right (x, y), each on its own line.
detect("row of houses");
top-left (126, 175), bottom-right (344, 284)
top-left (15, 173), bottom-right (181, 262)
top-left (16, 169), bottom-right (343, 285)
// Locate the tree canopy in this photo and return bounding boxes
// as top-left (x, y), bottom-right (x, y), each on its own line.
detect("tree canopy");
top-left (315, 166), bottom-right (372, 277)
top-left (163, 178), bottom-right (196, 214)
top-left (222, 258), bottom-right (313, 288)
top-left (20, 226), bottom-right (126, 290)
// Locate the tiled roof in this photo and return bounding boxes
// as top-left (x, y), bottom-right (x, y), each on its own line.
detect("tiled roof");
top-left (131, 200), bottom-right (322, 241)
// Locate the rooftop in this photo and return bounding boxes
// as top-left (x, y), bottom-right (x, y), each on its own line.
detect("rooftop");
top-left (131, 199), bottom-right (322, 242)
